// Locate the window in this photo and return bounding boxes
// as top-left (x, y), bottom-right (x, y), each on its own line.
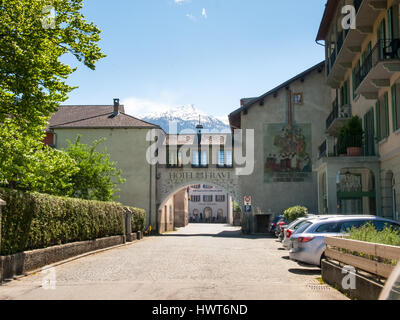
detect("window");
top-left (340, 81), bottom-right (349, 106)
top-left (295, 221), bottom-right (312, 234)
top-left (376, 93), bottom-right (390, 141)
top-left (201, 151), bottom-right (208, 166)
top-left (191, 196), bottom-right (201, 202)
top-left (203, 195), bottom-right (213, 202)
top-left (364, 108), bottom-right (375, 156)
top-left (352, 60), bottom-right (360, 99)
top-left (218, 150), bottom-right (225, 166)
top-left (215, 195), bottom-right (226, 202)
top-left (203, 185), bottom-right (213, 189)
top-left (225, 151), bottom-right (233, 167)
top-left (191, 184), bottom-right (201, 189)
top-left (293, 93), bottom-right (303, 105)
top-left (192, 150), bottom-right (199, 166)
top-left (315, 222), bottom-right (341, 234)
top-left (392, 84), bottom-right (400, 132)
top-left (340, 220), bottom-right (370, 233)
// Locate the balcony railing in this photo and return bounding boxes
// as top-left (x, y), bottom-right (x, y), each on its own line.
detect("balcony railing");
top-left (354, 39), bottom-right (400, 91)
top-left (326, 100), bottom-right (339, 130)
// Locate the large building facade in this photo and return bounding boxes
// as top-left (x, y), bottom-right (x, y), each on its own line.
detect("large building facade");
top-left (188, 184), bottom-right (232, 223)
top-left (47, 100), bottom-right (159, 228)
top-left (229, 63), bottom-right (332, 221)
top-left (316, 0), bottom-right (400, 221)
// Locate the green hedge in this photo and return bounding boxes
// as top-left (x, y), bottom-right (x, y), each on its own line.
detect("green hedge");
top-left (283, 205), bottom-right (308, 223)
top-left (126, 207), bottom-right (146, 233)
top-left (0, 188), bottom-right (125, 255)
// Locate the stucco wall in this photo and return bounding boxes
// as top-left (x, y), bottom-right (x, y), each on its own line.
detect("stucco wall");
top-left (174, 188), bottom-right (189, 228)
top-left (239, 67), bottom-right (331, 215)
top-left (53, 128), bottom-right (157, 228)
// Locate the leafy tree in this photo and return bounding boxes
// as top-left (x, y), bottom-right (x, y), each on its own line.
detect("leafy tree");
top-left (0, 118), bottom-right (77, 195)
top-left (283, 205), bottom-right (308, 223)
top-left (64, 136), bottom-right (126, 202)
top-left (0, 0), bottom-right (105, 131)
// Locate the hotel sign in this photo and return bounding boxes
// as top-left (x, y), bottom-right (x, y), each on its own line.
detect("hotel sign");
top-left (168, 171), bottom-right (233, 182)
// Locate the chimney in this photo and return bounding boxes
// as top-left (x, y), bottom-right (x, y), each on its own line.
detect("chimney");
top-left (113, 98), bottom-right (120, 115)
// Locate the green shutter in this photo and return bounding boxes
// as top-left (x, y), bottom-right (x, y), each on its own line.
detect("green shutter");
top-left (392, 84), bottom-right (397, 132)
top-left (376, 101), bottom-right (381, 141)
top-left (385, 92), bottom-right (390, 137)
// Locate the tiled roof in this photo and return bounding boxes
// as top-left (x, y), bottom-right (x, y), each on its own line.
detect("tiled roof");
top-left (48, 105), bottom-right (159, 129)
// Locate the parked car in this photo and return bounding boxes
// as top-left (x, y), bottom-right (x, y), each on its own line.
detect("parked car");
top-left (275, 218), bottom-right (288, 238)
top-left (289, 216), bottom-right (400, 267)
top-left (282, 215), bottom-right (351, 249)
top-left (269, 215), bottom-right (285, 234)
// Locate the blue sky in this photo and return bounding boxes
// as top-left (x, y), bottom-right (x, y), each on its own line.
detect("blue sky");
top-left (64, 0), bottom-right (327, 122)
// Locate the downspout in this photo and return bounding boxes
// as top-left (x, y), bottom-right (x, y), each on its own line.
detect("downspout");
top-left (149, 138), bottom-right (153, 231)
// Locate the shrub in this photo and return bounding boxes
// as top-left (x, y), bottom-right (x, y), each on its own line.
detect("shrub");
top-left (126, 207), bottom-right (146, 233)
top-left (349, 223), bottom-right (400, 247)
top-left (283, 205), bottom-right (308, 223)
top-left (0, 188), bottom-right (125, 255)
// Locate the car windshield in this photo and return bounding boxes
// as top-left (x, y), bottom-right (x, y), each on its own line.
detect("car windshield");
top-left (294, 221), bottom-right (312, 234)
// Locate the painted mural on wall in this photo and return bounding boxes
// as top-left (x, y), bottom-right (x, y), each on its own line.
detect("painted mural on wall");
top-left (264, 123), bottom-right (312, 183)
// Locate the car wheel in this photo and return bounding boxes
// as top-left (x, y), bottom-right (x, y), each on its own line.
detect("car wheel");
top-left (319, 253), bottom-right (326, 267)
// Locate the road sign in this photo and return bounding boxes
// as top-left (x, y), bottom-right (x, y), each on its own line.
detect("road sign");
top-left (245, 205), bottom-right (252, 213)
top-left (244, 196), bottom-right (252, 206)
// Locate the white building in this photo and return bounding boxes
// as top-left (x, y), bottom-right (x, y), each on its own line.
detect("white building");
top-left (188, 184), bottom-right (233, 223)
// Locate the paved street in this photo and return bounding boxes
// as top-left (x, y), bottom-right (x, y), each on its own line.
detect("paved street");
top-left (0, 224), bottom-right (347, 300)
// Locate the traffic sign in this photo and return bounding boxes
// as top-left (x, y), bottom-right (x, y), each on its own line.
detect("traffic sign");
top-left (244, 196), bottom-right (252, 206)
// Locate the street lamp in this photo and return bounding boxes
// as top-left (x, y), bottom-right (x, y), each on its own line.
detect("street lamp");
top-left (196, 116), bottom-right (203, 167)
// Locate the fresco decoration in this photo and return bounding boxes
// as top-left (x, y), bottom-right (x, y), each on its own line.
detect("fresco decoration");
top-left (264, 123), bottom-right (312, 183)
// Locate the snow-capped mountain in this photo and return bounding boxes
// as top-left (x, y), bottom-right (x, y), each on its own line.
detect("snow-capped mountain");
top-left (141, 105), bottom-right (231, 134)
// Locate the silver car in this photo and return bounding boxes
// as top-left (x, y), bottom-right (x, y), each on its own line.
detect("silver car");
top-left (282, 215), bottom-right (348, 250)
top-left (289, 216), bottom-right (400, 266)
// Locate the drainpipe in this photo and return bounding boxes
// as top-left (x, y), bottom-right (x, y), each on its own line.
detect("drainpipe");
top-left (0, 198), bottom-right (6, 256)
top-left (149, 139), bottom-right (153, 231)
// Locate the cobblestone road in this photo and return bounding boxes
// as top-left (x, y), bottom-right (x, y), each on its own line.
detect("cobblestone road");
top-left (0, 224), bottom-right (347, 300)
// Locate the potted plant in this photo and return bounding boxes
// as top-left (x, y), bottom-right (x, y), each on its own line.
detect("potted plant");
top-left (345, 116), bottom-right (363, 157)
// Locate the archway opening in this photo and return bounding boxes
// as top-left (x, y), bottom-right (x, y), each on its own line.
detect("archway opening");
top-left (157, 182), bottom-right (240, 234)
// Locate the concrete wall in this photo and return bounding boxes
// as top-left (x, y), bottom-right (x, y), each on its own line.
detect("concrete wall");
top-left (239, 67), bottom-right (331, 215)
top-left (54, 128), bottom-right (157, 229)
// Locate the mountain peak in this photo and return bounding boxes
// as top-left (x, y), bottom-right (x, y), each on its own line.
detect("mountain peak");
top-left (140, 105), bottom-right (230, 134)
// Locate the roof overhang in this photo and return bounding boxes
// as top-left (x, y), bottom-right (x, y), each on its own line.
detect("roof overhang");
top-left (316, 0), bottom-right (340, 41)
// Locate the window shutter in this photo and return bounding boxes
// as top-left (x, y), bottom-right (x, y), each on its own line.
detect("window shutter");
top-left (376, 101), bottom-right (381, 141)
top-left (393, 84), bottom-right (398, 131)
top-left (384, 92), bottom-right (390, 137)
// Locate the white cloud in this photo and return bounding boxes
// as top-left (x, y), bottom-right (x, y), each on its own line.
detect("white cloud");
top-left (186, 13), bottom-right (196, 22)
top-left (202, 8), bottom-right (207, 19)
top-left (174, 0), bottom-right (189, 5)
top-left (122, 97), bottom-right (175, 117)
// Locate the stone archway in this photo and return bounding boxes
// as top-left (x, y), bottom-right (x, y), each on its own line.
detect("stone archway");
top-left (157, 167), bottom-right (240, 207)
top-left (156, 167), bottom-right (241, 233)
